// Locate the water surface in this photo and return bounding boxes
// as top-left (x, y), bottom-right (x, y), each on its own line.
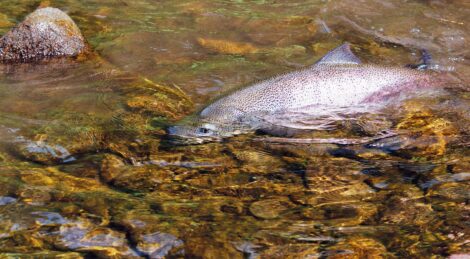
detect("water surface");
top-left (0, 0), bottom-right (469, 258)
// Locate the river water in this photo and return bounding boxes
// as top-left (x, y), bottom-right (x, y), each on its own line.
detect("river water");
top-left (0, 0), bottom-right (469, 258)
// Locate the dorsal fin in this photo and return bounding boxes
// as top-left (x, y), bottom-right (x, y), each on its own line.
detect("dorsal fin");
top-left (315, 43), bottom-right (361, 65)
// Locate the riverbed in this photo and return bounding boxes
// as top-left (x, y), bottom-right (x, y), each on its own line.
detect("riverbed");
top-left (0, 0), bottom-right (469, 258)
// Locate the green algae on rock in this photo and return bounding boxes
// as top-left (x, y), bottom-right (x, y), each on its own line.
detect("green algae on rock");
top-left (0, 7), bottom-right (87, 62)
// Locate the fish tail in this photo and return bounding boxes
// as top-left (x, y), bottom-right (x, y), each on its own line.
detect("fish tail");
top-left (420, 49), bottom-right (432, 67)
top-left (406, 49), bottom-right (433, 70)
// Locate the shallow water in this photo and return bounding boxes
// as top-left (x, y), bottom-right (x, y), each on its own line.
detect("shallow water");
top-left (0, 0), bottom-right (469, 258)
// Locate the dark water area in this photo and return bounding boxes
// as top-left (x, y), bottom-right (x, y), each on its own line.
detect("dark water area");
top-left (0, 0), bottom-right (469, 258)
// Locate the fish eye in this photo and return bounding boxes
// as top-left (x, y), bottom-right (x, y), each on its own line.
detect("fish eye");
top-left (197, 127), bottom-right (211, 134)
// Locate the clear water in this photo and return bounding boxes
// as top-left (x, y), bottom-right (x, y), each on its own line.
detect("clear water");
top-left (0, 0), bottom-right (468, 258)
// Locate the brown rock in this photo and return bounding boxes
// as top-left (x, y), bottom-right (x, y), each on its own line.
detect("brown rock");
top-left (325, 236), bottom-right (389, 259)
top-left (427, 182), bottom-right (470, 202)
top-left (261, 243), bottom-right (321, 259)
top-left (249, 198), bottom-right (292, 219)
top-left (57, 219), bottom-right (138, 258)
top-left (101, 155), bottom-right (175, 192)
top-left (184, 237), bottom-right (244, 259)
top-left (302, 201), bottom-right (378, 226)
top-left (0, 7), bottom-right (87, 62)
top-left (197, 38), bottom-right (258, 55)
top-left (136, 232), bottom-right (184, 258)
top-left (100, 154), bottom-right (126, 183)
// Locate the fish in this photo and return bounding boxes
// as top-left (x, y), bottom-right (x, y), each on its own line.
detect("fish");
top-left (167, 43), bottom-right (447, 144)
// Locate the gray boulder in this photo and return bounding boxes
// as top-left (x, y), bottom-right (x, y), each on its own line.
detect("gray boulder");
top-left (0, 7), bottom-right (87, 62)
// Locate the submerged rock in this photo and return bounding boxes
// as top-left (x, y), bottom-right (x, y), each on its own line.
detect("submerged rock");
top-left (197, 37), bottom-right (258, 55)
top-left (0, 7), bottom-right (87, 62)
top-left (136, 232), bottom-right (184, 258)
top-left (0, 196), bottom-right (17, 206)
top-left (12, 140), bottom-right (75, 165)
top-left (58, 219), bottom-right (138, 258)
top-left (324, 236), bottom-right (389, 258)
top-left (249, 197), bottom-right (292, 219)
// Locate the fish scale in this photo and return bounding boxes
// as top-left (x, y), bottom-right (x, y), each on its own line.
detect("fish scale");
top-left (206, 65), bottom-right (430, 112)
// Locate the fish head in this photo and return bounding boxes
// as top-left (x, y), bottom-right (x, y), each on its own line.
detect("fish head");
top-left (167, 106), bottom-right (262, 145)
top-left (167, 121), bottom-right (223, 144)
top-left (166, 118), bottom-right (251, 145)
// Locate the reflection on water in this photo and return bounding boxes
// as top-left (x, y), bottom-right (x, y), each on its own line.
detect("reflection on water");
top-left (0, 0), bottom-right (469, 258)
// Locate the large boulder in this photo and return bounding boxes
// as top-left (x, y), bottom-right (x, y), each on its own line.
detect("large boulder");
top-left (0, 7), bottom-right (87, 62)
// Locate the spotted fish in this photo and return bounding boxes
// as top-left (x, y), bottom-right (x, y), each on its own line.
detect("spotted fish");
top-left (168, 43), bottom-right (447, 144)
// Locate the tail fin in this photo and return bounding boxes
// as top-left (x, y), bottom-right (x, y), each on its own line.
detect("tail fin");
top-left (406, 49), bottom-right (432, 70)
